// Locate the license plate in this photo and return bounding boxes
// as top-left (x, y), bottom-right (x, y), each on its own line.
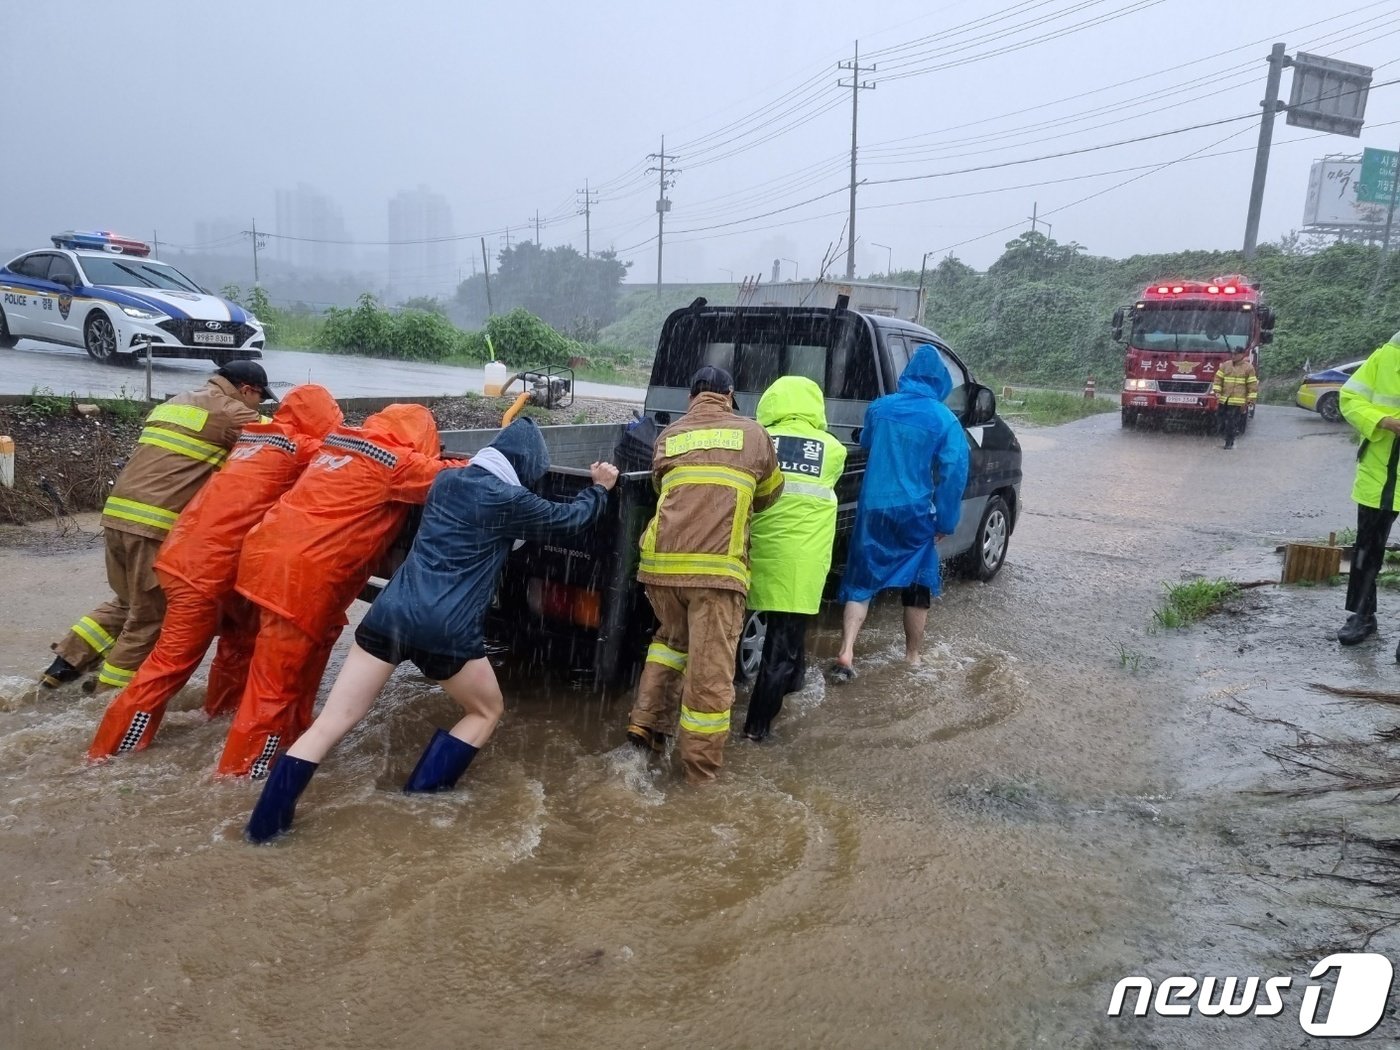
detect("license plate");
top-left (192, 331), bottom-right (236, 345)
top-left (1164, 394), bottom-right (1199, 405)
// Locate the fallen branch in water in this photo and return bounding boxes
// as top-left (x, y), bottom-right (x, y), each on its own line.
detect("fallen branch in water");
top-left (1309, 683), bottom-right (1400, 706)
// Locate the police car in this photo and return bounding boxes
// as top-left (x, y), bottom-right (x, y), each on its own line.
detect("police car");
top-left (0, 231), bottom-right (263, 365)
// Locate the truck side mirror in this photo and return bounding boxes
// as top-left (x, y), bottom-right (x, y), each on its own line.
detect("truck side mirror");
top-left (1110, 307), bottom-right (1124, 342)
top-left (1259, 330), bottom-right (1273, 345)
top-left (966, 383), bottom-right (997, 426)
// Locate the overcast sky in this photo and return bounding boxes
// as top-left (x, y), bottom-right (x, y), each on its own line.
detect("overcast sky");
top-left (2, 0), bottom-right (1397, 295)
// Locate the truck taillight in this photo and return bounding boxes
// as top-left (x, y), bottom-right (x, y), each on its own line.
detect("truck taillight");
top-left (529, 578), bottom-right (602, 629)
top-left (1156, 286), bottom-right (1170, 294)
top-left (1208, 285), bottom-right (1220, 293)
top-left (1224, 285), bottom-right (1237, 294)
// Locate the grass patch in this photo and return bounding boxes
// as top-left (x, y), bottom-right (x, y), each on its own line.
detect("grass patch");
top-left (994, 387), bottom-right (1119, 426)
top-left (1116, 642), bottom-right (1143, 672)
top-left (1152, 578), bottom-right (1239, 629)
top-left (27, 386), bottom-right (73, 416)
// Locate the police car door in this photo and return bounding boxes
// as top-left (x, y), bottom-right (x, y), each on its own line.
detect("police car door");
top-left (2, 253), bottom-right (53, 339)
top-left (42, 253), bottom-right (83, 345)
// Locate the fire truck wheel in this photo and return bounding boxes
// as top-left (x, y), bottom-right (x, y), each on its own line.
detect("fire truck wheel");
top-left (1318, 392), bottom-right (1342, 423)
top-left (1121, 408), bottom-right (1137, 429)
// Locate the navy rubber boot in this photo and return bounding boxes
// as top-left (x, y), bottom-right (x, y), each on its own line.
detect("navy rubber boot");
top-left (245, 755), bottom-right (318, 844)
top-left (403, 729), bottom-right (478, 793)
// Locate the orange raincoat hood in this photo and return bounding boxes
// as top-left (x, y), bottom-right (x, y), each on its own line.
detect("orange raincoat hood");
top-left (365, 403), bottom-right (439, 457)
top-left (273, 384), bottom-right (343, 441)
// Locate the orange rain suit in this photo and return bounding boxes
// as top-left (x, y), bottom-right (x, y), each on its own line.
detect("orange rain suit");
top-left (88, 386), bottom-right (344, 760)
top-left (217, 404), bottom-right (453, 777)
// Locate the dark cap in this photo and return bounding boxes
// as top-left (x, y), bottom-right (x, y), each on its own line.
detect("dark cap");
top-left (216, 360), bottom-right (277, 403)
top-left (689, 365), bottom-right (735, 399)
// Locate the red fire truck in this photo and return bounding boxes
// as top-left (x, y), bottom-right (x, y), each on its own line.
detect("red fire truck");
top-left (1113, 276), bottom-right (1275, 429)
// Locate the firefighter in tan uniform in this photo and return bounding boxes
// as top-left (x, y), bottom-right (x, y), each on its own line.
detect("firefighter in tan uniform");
top-left (1212, 345), bottom-right (1258, 450)
top-left (626, 366), bottom-right (783, 783)
top-left (41, 361), bottom-right (274, 692)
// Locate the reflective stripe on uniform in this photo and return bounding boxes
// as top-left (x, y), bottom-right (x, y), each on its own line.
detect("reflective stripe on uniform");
top-left (755, 467), bottom-right (783, 499)
top-left (659, 463), bottom-right (756, 495)
top-left (645, 641), bottom-right (688, 673)
top-left (103, 495), bottom-right (179, 531)
top-left (780, 478), bottom-right (837, 501)
top-left (98, 661), bottom-right (136, 688)
top-left (71, 616), bottom-right (116, 655)
top-left (679, 705), bottom-right (730, 735)
top-left (638, 550), bottom-right (749, 585)
top-left (663, 428), bottom-right (744, 457)
top-left (147, 402), bottom-right (210, 431)
top-left (137, 426), bottom-right (228, 465)
top-left (1344, 374), bottom-right (1400, 408)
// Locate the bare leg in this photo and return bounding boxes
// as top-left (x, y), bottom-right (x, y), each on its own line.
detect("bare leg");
top-left (902, 606), bottom-right (929, 665)
top-left (285, 644), bottom-right (395, 764)
top-left (836, 600), bottom-right (869, 668)
top-left (437, 657), bottom-right (504, 747)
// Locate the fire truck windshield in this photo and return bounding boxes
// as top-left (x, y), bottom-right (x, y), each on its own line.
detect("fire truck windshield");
top-left (1131, 307), bottom-right (1253, 352)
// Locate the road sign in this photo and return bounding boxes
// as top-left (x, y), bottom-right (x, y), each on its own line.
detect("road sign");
top-left (1303, 158), bottom-right (1392, 228)
top-left (1287, 52), bottom-right (1372, 137)
top-left (1358, 147), bottom-right (1398, 204)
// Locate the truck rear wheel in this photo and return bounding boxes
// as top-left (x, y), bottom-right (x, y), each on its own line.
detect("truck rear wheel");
top-left (734, 611), bottom-right (767, 687)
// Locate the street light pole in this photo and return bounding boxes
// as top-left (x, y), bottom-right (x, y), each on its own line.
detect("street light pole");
top-left (782, 258), bottom-right (799, 281)
top-left (720, 268), bottom-right (734, 282)
top-left (873, 242), bottom-right (892, 275)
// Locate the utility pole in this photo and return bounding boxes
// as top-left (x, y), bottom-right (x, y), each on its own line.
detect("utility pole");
top-left (480, 237), bottom-right (494, 317)
top-left (838, 41), bottom-right (876, 278)
top-left (647, 136), bottom-right (679, 294)
top-left (503, 226), bottom-right (513, 252)
top-left (248, 218), bottom-right (262, 286)
top-left (532, 209), bottom-right (543, 245)
top-left (152, 229), bottom-right (160, 258)
top-left (1243, 43), bottom-right (1290, 260)
top-left (1026, 203), bottom-right (1053, 237)
top-left (576, 180), bottom-right (599, 258)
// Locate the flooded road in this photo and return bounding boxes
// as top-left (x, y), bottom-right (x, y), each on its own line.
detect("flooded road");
top-left (4, 404), bottom-right (1395, 1048)
top-left (1, 339), bottom-right (644, 402)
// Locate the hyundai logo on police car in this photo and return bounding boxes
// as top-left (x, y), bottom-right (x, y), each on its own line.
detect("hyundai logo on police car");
top-left (205, 321), bottom-right (222, 330)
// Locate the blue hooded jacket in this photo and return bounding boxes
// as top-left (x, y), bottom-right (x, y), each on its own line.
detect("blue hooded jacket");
top-left (837, 345), bottom-right (970, 602)
top-left (361, 418), bottom-right (608, 662)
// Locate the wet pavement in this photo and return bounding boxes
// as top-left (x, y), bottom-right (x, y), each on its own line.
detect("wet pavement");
top-left (3, 404), bottom-right (1398, 1048)
top-left (1, 338), bottom-right (644, 402)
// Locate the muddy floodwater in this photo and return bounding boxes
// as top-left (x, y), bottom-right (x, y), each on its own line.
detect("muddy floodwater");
top-left (4, 404), bottom-right (1398, 1048)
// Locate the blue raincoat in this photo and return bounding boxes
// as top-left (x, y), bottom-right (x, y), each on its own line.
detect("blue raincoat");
top-left (837, 345), bottom-right (970, 603)
top-left (362, 418), bottom-right (608, 663)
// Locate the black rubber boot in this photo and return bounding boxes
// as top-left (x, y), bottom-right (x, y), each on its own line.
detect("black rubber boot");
top-left (40, 656), bottom-right (81, 689)
top-left (1338, 613), bottom-right (1378, 646)
top-left (245, 755), bottom-right (319, 844)
top-left (403, 729), bottom-right (478, 792)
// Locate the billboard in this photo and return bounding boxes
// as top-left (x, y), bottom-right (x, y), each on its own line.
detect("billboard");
top-left (1303, 158), bottom-right (1393, 228)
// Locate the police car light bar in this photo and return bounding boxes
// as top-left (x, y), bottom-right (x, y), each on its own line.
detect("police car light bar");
top-left (50, 230), bottom-right (152, 257)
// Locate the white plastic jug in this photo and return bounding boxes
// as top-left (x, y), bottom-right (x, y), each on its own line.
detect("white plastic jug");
top-left (483, 361), bottom-right (509, 397)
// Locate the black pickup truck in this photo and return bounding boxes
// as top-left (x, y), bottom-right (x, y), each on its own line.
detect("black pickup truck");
top-left (427, 298), bottom-right (1023, 688)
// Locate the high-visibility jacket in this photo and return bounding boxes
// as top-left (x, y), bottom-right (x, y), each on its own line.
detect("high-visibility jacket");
top-left (1212, 358), bottom-right (1258, 406)
top-left (101, 376), bottom-right (260, 539)
top-left (638, 391), bottom-right (783, 594)
top-left (1341, 334), bottom-right (1400, 511)
top-left (155, 385), bottom-right (343, 600)
top-left (747, 377), bottom-right (847, 614)
top-left (235, 404), bottom-right (452, 639)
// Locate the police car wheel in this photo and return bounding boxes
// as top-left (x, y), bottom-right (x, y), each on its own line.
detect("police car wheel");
top-left (84, 313), bottom-right (119, 363)
top-left (734, 611), bottom-right (767, 687)
top-left (1318, 392), bottom-right (1342, 423)
top-left (0, 305), bottom-right (14, 349)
